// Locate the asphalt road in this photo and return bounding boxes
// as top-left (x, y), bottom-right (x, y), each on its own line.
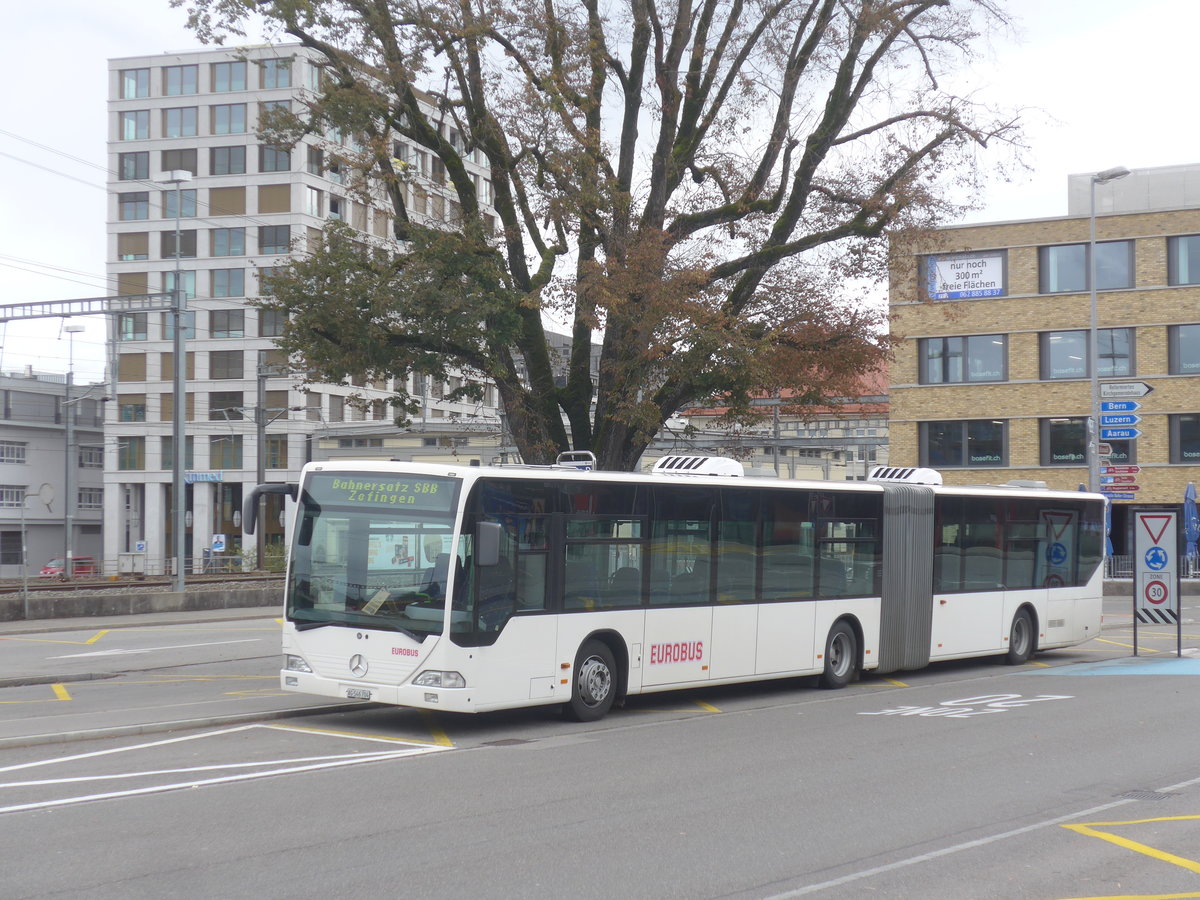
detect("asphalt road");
top-left (2, 598), bottom-right (1200, 899)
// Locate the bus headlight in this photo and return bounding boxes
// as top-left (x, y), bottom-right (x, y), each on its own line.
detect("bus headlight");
top-left (285, 654), bottom-right (313, 673)
top-left (414, 670), bottom-right (466, 689)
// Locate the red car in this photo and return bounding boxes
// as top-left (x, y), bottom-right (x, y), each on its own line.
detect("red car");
top-left (39, 556), bottom-right (99, 578)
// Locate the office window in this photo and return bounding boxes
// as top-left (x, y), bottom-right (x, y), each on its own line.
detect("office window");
top-left (258, 184), bottom-right (290, 214)
top-left (210, 350), bottom-right (244, 380)
top-left (119, 110), bottom-right (149, 141)
top-left (211, 61), bottom-right (246, 92)
top-left (211, 103), bottom-right (247, 134)
top-left (120, 68), bottom-right (150, 99)
top-left (305, 186), bottom-right (323, 216)
top-left (118, 436), bottom-right (146, 471)
top-left (163, 270), bottom-right (196, 300)
top-left (162, 188), bottom-right (197, 219)
top-left (118, 353), bottom-right (146, 381)
top-left (920, 420), bottom-right (1006, 468)
top-left (1039, 241), bottom-right (1133, 293)
top-left (117, 232), bottom-right (149, 261)
top-left (161, 311), bottom-right (196, 341)
top-left (208, 390), bottom-right (244, 421)
top-left (260, 57), bottom-right (292, 89)
top-left (265, 435), bottom-right (289, 469)
top-left (259, 225), bottom-right (290, 255)
top-left (163, 107), bottom-right (198, 138)
top-left (1168, 236), bottom-right (1200, 286)
top-left (211, 309), bottom-right (245, 339)
top-left (1170, 414), bottom-right (1200, 464)
top-left (79, 446), bottom-right (104, 468)
top-left (1169, 324), bottom-right (1200, 374)
top-left (160, 436), bottom-right (195, 469)
top-left (0, 486), bottom-right (27, 508)
top-left (257, 267), bottom-right (277, 296)
top-left (118, 192), bottom-right (149, 220)
top-left (1104, 439), bottom-right (1136, 466)
top-left (164, 65), bottom-right (198, 95)
top-left (118, 394), bottom-right (147, 422)
top-left (1040, 417), bottom-right (1087, 466)
top-left (259, 308), bottom-right (285, 337)
top-left (0, 442), bottom-right (26, 464)
top-left (161, 148), bottom-right (197, 175)
top-left (259, 145), bottom-right (290, 172)
top-left (211, 268), bottom-right (245, 297)
top-left (306, 146), bottom-right (323, 175)
top-left (919, 335), bottom-right (1006, 384)
top-left (118, 313), bottom-right (147, 341)
top-left (1041, 329), bottom-right (1133, 379)
top-left (119, 151), bottom-right (149, 181)
top-left (209, 435), bottom-right (243, 469)
top-left (160, 230), bottom-right (197, 259)
top-left (211, 227), bottom-right (246, 257)
top-left (210, 146), bottom-right (246, 175)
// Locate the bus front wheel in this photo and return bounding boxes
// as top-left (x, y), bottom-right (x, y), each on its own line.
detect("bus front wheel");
top-left (566, 640), bottom-right (617, 721)
top-left (819, 621), bottom-right (858, 689)
top-left (1005, 608), bottom-right (1035, 665)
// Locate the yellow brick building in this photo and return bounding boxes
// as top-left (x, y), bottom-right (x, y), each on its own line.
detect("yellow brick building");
top-left (889, 165), bottom-right (1200, 557)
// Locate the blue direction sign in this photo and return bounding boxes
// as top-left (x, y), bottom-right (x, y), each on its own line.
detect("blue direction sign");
top-left (1100, 414), bottom-right (1140, 427)
top-left (1101, 400), bottom-right (1141, 413)
top-left (1100, 427), bottom-right (1141, 441)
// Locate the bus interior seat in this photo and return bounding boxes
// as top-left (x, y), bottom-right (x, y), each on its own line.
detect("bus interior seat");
top-left (608, 566), bottom-right (641, 602)
top-left (564, 561), bottom-right (600, 609)
top-left (420, 553), bottom-right (451, 598)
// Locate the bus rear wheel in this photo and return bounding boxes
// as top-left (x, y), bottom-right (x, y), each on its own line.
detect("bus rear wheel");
top-left (1005, 608), bottom-right (1035, 665)
top-left (567, 639), bottom-right (616, 721)
top-left (819, 621), bottom-right (858, 689)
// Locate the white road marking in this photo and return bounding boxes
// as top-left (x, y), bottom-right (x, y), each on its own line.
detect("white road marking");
top-left (48, 638), bottom-right (262, 659)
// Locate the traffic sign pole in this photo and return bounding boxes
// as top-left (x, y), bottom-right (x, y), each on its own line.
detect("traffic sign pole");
top-left (1133, 511), bottom-right (1180, 657)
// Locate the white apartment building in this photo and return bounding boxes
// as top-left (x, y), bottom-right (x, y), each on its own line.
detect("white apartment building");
top-left (106, 44), bottom-right (500, 572)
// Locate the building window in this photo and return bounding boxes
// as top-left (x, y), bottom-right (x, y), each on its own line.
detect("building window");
top-left (117, 232), bottom-right (149, 261)
top-left (1169, 324), bottom-right (1200, 374)
top-left (164, 65), bottom-right (198, 96)
top-left (306, 146), bottom-right (323, 175)
top-left (119, 110), bottom-right (149, 141)
top-left (257, 267), bottom-right (276, 296)
top-left (211, 103), bottom-right (247, 135)
top-left (259, 225), bottom-right (290, 255)
top-left (163, 270), bottom-right (196, 300)
top-left (119, 151), bottom-right (149, 181)
top-left (118, 395), bottom-right (147, 422)
top-left (163, 188), bottom-right (197, 219)
top-left (210, 351), bottom-right (244, 380)
top-left (118, 313), bottom-right (147, 341)
top-left (1168, 235), bottom-right (1200, 286)
top-left (118, 436), bottom-right (146, 471)
top-left (260, 57), bottom-right (292, 89)
top-left (78, 488), bottom-right (104, 510)
top-left (79, 446), bottom-right (104, 468)
top-left (211, 61), bottom-right (246, 92)
top-left (161, 148), bottom-right (197, 175)
top-left (210, 145), bottom-right (247, 176)
top-left (920, 420), bottom-right (1006, 468)
top-left (162, 310), bottom-right (196, 341)
top-left (161, 436), bottom-right (195, 469)
top-left (0, 485), bottom-right (26, 508)
top-left (208, 390), bottom-right (244, 420)
top-left (211, 227), bottom-right (246, 257)
top-left (163, 107), bottom-right (198, 138)
top-left (211, 310), bottom-right (245, 339)
top-left (1040, 417), bottom-right (1087, 466)
top-left (0, 442), bottom-right (26, 464)
top-left (209, 435), bottom-right (243, 469)
top-left (259, 145), bottom-right (290, 172)
top-left (161, 230), bottom-right (197, 259)
top-left (919, 335), bottom-right (1006, 384)
top-left (305, 186), bottom-right (323, 217)
top-left (120, 68), bottom-right (150, 99)
top-left (1039, 241), bottom-right (1133, 294)
top-left (1041, 329), bottom-right (1133, 379)
top-left (0, 531), bottom-right (19, 564)
top-left (1170, 414), bottom-right (1200, 464)
top-left (259, 309), bottom-right (285, 337)
top-left (118, 192), bottom-right (149, 221)
top-left (211, 268), bottom-right (245, 298)
top-left (266, 435), bottom-right (289, 469)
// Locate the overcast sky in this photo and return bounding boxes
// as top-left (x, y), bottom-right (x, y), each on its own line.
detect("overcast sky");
top-left (1, 0), bottom-right (1195, 383)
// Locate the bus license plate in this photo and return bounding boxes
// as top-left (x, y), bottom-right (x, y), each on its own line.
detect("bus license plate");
top-left (345, 687), bottom-right (372, 700)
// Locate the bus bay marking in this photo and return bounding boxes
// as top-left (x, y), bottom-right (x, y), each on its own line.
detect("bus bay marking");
top-left (859, 693), bottom-right (1073, 719)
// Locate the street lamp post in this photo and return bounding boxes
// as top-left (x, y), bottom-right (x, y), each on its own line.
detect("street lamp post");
top-left (1087, 166), bottom-right (1131, 494)
top-left (63, 323), bottom-right (85, 579)
top-left (162, 169), bottom-right (192, 591)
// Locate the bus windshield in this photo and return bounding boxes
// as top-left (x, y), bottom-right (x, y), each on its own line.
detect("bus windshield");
top-left (286, 471), bottom-right (462, 636)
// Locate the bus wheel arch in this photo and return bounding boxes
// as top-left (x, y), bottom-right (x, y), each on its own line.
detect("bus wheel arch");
top-left (1005, 605), bottom-right (1038, 665)
top-left (565, 632), bottom-right (626, 721)
top-left (819, 617), bottom-right (861, 689)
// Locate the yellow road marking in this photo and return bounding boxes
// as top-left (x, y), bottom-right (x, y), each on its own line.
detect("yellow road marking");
top-left (692, 700), bottom-right (721, 713)
top-left (51, 683), bottom-right (71, 701)
top-left (418, 710), bottom-right (454, 746)
top-left (0, 684), bottom-right (73, 704)
top-left (1062, 815), bottom-right (1200, 875)
top-left (883, 678), bottom-right (908, 686)
top-left (1028, 661), bottom-right (1050, 668)
top-left (1054, 891), bottom-right (1200, 899)
top-left (2, 629), bottom-right (110, 646)
top-left (267, 722), bottom-right (450, 748)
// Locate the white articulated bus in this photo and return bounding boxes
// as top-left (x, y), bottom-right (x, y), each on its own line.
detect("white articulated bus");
top-left (245, 455), bottom-right (1105, 721)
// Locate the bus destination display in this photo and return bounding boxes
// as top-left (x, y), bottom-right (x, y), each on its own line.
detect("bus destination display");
top-left (306, 473), bottom-right (458, 512)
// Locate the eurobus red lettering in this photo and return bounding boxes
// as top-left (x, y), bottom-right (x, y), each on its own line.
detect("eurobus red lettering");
top-left (391, 647), bottom-right (419, 657)
top-left (649, 641), bottom-right (703, 664)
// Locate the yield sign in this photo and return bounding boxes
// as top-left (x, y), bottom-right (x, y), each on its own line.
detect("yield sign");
top-left (1138, 513), bottom-right (1173, 546)
top-left (1043, 511), bottom-right (1075, 542)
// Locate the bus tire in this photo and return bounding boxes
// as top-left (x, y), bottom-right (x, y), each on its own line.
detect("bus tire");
top-left (1005, 608), bottom-right (1034, 665)
top-left (566, 639), bottom-right (617, 721)
top-left (819, 621), bottom-right (857, 689)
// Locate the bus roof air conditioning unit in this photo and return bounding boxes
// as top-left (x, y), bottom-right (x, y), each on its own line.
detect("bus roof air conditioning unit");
top-left (651, 455), bottom-right (745, 477)
top-left (868, 466), bottom-right (943, 486)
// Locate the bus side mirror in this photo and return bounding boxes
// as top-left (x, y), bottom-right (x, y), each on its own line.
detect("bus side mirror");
top-left (475, 522), bottom-right (502, 567)
top-left (243, 482), bottom-right (297, 534)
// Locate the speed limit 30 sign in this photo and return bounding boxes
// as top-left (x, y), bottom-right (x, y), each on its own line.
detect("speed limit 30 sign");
top-left (1134, 512), bottom-right (1178, 628)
